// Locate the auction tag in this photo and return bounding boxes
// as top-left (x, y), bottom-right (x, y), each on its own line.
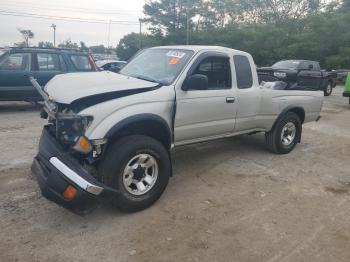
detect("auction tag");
top-left (166, 50), bottom-right (186, 59)
top-left (169, 57), bottom-right (180, 65)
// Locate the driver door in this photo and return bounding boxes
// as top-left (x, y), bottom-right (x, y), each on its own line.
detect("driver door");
top-left (174, 53), bottom-right (237, 144)
top-left (297, 61), bottom-right (322, 90)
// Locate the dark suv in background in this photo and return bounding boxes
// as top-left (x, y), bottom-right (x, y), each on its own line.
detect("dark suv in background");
top-left (0, 47), bottom-right (97, 101)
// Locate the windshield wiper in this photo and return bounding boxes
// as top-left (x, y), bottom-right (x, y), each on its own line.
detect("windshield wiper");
top-left (130, 74), bottom-right (162, 84)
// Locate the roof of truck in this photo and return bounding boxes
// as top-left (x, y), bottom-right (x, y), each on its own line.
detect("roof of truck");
top-left (150, 45), bottom-right (250, 55)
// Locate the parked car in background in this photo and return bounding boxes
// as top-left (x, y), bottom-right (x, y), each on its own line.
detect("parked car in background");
top-left (257, 60), bottom-right (337, 96)
top-left (0, 47), bottom-right (97, 102)
top-left (333, 69), bottom-right (349, 85)
top-left (95, 60), bottom-right (127, 73)
top-left (91, 54), bottom-right (119, 62)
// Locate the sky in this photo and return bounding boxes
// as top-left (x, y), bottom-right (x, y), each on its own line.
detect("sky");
top-left (0, 0), bottom-right (145, 47)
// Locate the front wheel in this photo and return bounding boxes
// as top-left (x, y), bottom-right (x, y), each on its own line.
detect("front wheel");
top-left (265, 112), bottom-right (302, 154)
top-left (99, 135), bottom-right (171, 212)
top-left (324, 81), bottom-right (333, 96)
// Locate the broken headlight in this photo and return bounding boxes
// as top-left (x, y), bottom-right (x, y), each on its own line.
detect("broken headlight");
top-left (56, 114), bottom-right (94, 145)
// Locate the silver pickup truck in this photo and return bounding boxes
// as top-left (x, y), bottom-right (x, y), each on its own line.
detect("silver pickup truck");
top-left (31, 46), bottom-right (323, 213)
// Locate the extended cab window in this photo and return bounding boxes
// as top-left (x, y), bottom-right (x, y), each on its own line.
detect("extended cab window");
top-left (233, 55), bottom-right (253, 89)
top-left (0, 53), bottom-right (31, 71)
top-left (37, 53), bottom-right (60, 71)
top-left (193, 56), bottom-right (231, 89)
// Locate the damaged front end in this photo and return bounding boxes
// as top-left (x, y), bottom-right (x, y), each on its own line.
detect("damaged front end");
top-left (29, 77), bottom-right (117, 214)
top-left (41, 102), bottom-right (98, 156)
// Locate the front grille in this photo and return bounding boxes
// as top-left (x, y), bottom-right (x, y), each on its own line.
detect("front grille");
top-left (257, 70), bottom-right (274, 76)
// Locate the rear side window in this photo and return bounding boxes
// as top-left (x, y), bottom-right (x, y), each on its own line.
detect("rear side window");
top-left (0, 53), bottom-right (31, 71)
top-left (70, 55), bottom-right (92, 70)
top-left (299, 61), bottom-right (311, 70)
top-left (233, 55), bottom-right (253, 89)
top-left (37, 53), bottom-right (60, 71)
top-left (312, 62), bottom-right (320, 71)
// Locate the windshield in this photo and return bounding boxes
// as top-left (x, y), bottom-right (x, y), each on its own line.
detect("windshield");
top-left (0, 49), bottom-right (8, 57)
top-left (272, 60), bottom-right (300, 69)
top-left (120, 48), bottom-right (194, 85)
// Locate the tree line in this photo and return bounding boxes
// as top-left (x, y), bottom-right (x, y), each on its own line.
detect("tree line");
top-left (14, 29), bottom-right (115, 55)
top-left (116, 0), bottom-right (350, 69)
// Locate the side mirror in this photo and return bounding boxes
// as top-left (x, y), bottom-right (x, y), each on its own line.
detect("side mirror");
top-left (182, 74), bottom-right (208, 91)
top-left (308, 64), bottom-right (313, 70)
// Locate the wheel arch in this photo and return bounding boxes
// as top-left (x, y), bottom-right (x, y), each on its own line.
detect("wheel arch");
top-left (329, 78), bottom-right (336, 88)
top-left (271, 106), bottom-right (305, 131)
top-left (105, 114), bottom-right (173, 150)
top-left (267, 106), bottom-right (304, 147)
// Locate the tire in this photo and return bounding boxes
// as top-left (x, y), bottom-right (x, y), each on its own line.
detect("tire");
top-left (98, 135), bottom-right (171, 212)
top-left (324, 81), bottom-right (333, 96)
top-left (265, 112), bottom-right (302, 154)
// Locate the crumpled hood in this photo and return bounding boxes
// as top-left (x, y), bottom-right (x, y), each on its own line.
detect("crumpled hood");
top-left (45, 71), bottom-right (156, 104)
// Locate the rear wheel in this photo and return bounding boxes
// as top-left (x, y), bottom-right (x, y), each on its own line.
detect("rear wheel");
top-left (265, 112), bottom-right (302, 154)
top-left (99, 135), bottom-right (171, 212)
top-left (324, 81), bottom-right (333, 96)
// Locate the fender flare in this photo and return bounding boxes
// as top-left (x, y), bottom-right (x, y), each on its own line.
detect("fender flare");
top-left (105, 113), bottom-right (173, 147)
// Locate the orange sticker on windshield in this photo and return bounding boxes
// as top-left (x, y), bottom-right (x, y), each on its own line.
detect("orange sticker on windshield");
top-left (169, 57), bottom-right (180, 65)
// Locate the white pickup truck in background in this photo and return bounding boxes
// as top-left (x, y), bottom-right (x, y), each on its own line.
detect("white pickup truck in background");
top-left (30, 46), bottom-right (324, 213)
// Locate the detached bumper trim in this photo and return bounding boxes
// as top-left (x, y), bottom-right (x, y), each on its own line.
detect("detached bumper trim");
top-left (49, 157), bottom-right (103, 195)
top-left (343, 91), bottom-right (350, 97)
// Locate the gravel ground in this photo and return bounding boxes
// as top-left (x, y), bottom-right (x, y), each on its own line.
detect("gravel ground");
top-left (0, 87), bottom-right (349, 262)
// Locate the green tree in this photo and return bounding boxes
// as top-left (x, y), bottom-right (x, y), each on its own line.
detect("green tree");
top-left (38, 41), bottom-right (53, 48)
top-left (229, 0), bottom-right (323, 24)
top-left (79, 41), bottom-right (89, 52)
top-left (117, 0), bottom-right (350, 69)
top-left (144, 0), bottom-right (188, 34)
top-left (116, 33), bottom-right (163, 60)
top-left (143, 0), bottom-right (211, 34)
top-left (116, 33), bottom-right (141, 60)
top-left (17, 28), bottom-right (34, 47)
top-left (58, 39), bottom-right (79, 49)
top-left (89, 45), bottom-right (107, 54)
top-left (340, 0), bottom-right (350, 10)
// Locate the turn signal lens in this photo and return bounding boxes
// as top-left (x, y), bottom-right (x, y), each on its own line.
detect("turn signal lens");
top-left (63, 185), bottom-right (77, 200)
top-left (73, 136), bottom-right (92, 154)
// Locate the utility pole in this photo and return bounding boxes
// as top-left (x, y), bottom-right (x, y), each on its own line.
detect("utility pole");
top-left (186, 0), bottom-right (190, 45)
top-left (107, 20), bottom-right (111, 48)
top-left (51, 24), bottom-right (56, 47)
top-left (139, 19), bottom-right (142, 49)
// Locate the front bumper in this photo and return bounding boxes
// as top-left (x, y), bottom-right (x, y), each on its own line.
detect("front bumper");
top-left (31, 126), bottom-right (118, 214)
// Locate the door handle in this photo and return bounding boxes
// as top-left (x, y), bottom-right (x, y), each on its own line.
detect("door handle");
top-left (226, 97), bottom-right (235, 103)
